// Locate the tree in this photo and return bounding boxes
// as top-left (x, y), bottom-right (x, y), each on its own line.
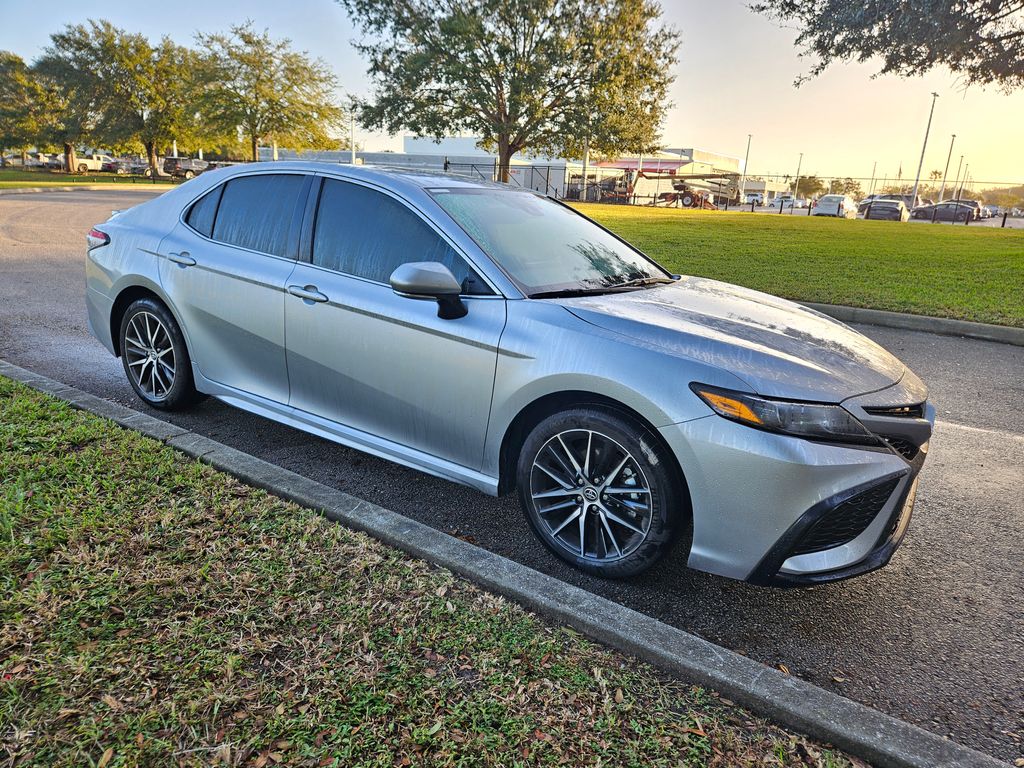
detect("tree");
top-left (197, 23), bottom-right (344, 162)
top-left (0, 52), bottom-right (49, 163)
top-left (36, 21), bottom-right (205, 176)
top-left (833, 177), bottom-right (863, 199)
top-left (929, 169), bottom-right (942, 182)
top-left (790, 174), bottom-right (826, 198)
top-left (338, 0), bottom-right (679, 182)
top-left (751, 1), bottom-right (1024, 90)
top-left (33, 33), bottom-right (103, 174)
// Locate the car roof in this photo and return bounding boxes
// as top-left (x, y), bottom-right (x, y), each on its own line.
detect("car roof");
top-left (209, 159), bottom-right (512, 194)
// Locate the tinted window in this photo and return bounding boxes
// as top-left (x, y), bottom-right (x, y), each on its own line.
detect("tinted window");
top-left (211, 174), bottom-right (306, 258)
top-left (185, 185), bottom-right (222, 237)
top-left (312, 178), bottom-right (488, 293)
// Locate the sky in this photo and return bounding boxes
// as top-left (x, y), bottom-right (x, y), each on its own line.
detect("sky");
top-left (2, 0), bottom-right (1022, 186)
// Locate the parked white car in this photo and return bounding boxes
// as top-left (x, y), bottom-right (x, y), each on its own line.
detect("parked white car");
top-left (771, 195), bottom-right (795, 208)
top-left (744, 192), bottom-right (764, 205)
top-left (812, 194), bottom-right (857, 219)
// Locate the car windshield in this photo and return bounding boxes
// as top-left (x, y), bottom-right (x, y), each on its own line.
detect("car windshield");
top-left (429, 187), bottom-right (671, 297)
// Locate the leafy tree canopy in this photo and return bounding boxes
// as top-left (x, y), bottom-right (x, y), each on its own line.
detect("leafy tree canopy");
top-left (196, 23), bottom-right (344, 162)
top-left (750, 1), bottom-right (1024, 90)
top-left (790, 174), bottom-right (826, 197)
top-left (338, 0), bottom-right (679, 180)
top-left (0, 52), bottom-right (48, 156)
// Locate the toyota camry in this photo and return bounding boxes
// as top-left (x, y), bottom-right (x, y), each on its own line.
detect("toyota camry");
top-left (86, 162), bottom-right (934, 585)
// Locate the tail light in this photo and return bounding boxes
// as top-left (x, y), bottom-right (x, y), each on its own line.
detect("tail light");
top-left (87, 227), bottom-right (110, 250)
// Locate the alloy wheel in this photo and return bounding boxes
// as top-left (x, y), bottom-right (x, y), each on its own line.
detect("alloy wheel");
top-left (123, 311), bottom-right (176, 400)
top-left (530, 429), bottom-right (653, 562)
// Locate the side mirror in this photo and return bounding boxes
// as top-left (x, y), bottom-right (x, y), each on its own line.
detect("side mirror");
top-left (389, 261), bottom-right (467, 320)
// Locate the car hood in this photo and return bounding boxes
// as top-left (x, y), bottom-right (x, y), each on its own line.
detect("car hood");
top-left (558, 276), bottom-right (906, 402)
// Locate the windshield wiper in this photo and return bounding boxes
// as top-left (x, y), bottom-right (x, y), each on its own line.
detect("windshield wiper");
top-left (610, 276), bottom-right (676, 289)
top-left (528, 276), bottom-right (675, 300)
top-left (527, 287), bottom-right (621, 299)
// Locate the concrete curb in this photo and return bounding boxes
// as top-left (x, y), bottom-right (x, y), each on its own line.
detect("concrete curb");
top-left (806, 302), bottom-right (1024, 347)
top-left (0, 358), bottom-right (1009, 768)
top-left (0, 184), bottom-right (174, 195)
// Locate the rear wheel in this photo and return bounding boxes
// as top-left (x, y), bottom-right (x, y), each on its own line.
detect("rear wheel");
top-left (77, 163), bottom-right (87, 173)
top-left (183, 169), bottom-right (194, 180)
top-left (517, 408), bottom-right (684, 578)
top-left (119, 298), bottom-right (202, 410)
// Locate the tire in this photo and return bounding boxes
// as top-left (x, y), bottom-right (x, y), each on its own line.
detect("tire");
top-left (183, 170), bottom-right (194, 180)
top-left (77, 163), bottom-right (87, 173)
top-left (956, 212), bottom-right (967, 222)
top-left (681, 193), bottom-right (695, 208)
top-left (119, 298), bottom-right (203, 410)
top-left (517, 407), bottom-right (686, 578)
top-left (143, 168), bottom-right (153, 178)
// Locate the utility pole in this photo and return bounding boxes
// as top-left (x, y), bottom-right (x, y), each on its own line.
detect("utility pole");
top-left (951, 155), bottom-right (964, 199)
top-left (956, 163), bottom-right (969, 201)
top-left (869, 160), bottom-right (877, 195)
top-left (938, 134), bottom-right (956, 202)
top-left (739, 134), bottom-right (752, 201)
top-left (792, 152), bottom-right (803, 205)
top-left (910, 92), bottom-right (939, 208)
top-left (350, 113), bottom-right (356, 165)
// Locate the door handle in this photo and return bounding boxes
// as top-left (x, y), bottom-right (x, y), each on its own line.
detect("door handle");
top-left (167, 251), bottom-right (196, 267)
top-left (287, 284), bottom-right (329, 303)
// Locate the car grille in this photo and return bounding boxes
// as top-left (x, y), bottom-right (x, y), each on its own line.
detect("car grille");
top-left (880, 435), bottom-right (920, 461)
top-left (790, 477), bottom-right (901, 556)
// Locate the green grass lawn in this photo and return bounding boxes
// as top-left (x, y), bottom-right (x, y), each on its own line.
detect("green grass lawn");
top-left (575, 203), bottom-right (1024, 327)
top-left (0, 377), bottom-right (855, 767)
top-left (0, 167), bottom-right (176, 189)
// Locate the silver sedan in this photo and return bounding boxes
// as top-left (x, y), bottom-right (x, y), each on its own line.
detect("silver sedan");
top-left (85, 162), bottom-right (933, 584)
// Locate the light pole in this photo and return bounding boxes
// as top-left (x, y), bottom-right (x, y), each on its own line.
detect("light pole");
top-left (792, 152), bottom-right (803, 208)
top-left (869, 160), bottom-right (877, 195)
top-left (956, 162), bottom-right (969, 201)
top-left (938, 134), bottom-right (956, 202)
top-left (739, 134), bottom-right (752, 201)
top-left (951, 155), bottom-right (964, 200)
top-left (910, 92), bottom-right (939, 208)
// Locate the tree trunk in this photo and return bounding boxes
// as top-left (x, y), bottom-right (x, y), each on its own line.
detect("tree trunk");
top-left (250, 134), bottom-right (258, 162)
top-left (145, 140), bottom-right (159, 177)
top-left (497, 135), bottom-right (513, 183)
top-left (20, 149), bottom-right (28, 165)
top-left (64, 143), bottom-right (76, 174)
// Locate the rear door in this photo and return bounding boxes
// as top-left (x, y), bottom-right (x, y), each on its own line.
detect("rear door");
top-left (158, 172), bottom-right (310, 404)
top-left (283, 176), bottom-right (506, 470)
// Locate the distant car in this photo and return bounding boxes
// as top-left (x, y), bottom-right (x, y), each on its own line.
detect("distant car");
top-left (812, 194), bottom-right (857, 219)
top-left (101, 158), bottom-right (130, 174)
top-left (983, 205), bottom-right (1000, 217)
top-left (163, 156), bottom-right (210, 179)
top-left (949, 199), bottom-right (982, 219)
top-left (792, 198), bottom-right (809, 209)
top-left (744, 192), bottom-right (764, 205)
top-left (911, 202), bottom-right (974, 222)
top-left (771, 195), bottom-right (795, 208)
top-left (75, 153), bottom-right (116, 173)
top-left (859, 194), bottom-right (918, 216)
top-left (864, 199), bottom-right (909, 221)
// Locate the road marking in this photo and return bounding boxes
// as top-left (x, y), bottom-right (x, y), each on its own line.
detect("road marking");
top-left (934, 419), bottom-right (1024, 442)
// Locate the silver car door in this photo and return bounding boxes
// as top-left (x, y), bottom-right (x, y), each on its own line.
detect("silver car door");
top-left (284, 176), bottom-right (506, 470)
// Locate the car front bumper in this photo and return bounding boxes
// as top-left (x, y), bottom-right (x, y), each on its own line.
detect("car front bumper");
top-left (659, 388), bottom-right (934, 586)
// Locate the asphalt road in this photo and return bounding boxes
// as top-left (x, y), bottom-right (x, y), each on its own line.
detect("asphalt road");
top-left (2, 189), bottom-right (1022, 761)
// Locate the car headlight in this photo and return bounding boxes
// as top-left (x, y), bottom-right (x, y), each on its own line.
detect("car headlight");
top-left (690, 384), bottom-right (879, 446)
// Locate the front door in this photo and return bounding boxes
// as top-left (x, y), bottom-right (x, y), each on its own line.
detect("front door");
top-left (284, 177), bottom-right (506, 470)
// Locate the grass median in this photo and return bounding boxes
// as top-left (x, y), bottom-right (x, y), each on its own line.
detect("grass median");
top-left (575, 203), bottom-right (1024, 327)
top-left (0, 376), bottom-right (857, 767)
top-left (0, 168), bottom-right (176, 189)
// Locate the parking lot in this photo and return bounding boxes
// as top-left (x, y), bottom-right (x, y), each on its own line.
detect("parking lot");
top-left (1, 189), bottom-right (1022, 761)
top-left (723, 201), bottom-right (1024, 228)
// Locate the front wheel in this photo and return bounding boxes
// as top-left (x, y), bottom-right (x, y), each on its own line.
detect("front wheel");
top-left (517, 408), bottom-right (685, 578)
top-left (119, 298), bottom-right (203, 410)
top-left (77, 163), bottom-right (87, 173)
